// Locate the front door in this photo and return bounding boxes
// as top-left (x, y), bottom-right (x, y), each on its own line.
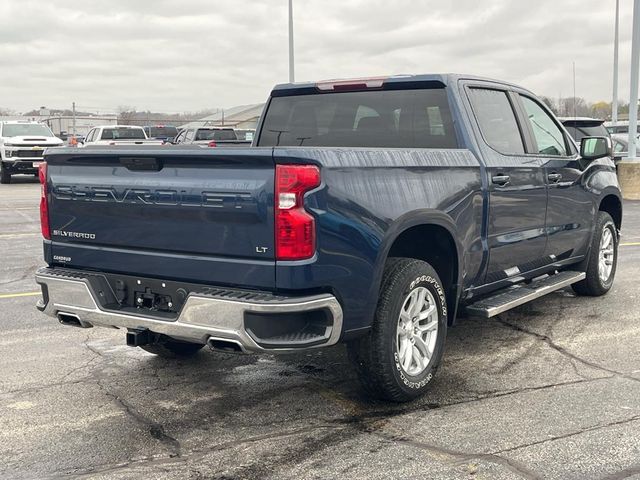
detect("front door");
top-left (516, 94), bottom-right (594, 261)
top-left (466, 86), bottom-right (548, 285)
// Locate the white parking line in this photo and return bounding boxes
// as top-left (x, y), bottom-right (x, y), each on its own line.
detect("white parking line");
top-left (0, 232), bottom-right (39, 239)
top-left (0, 291), bottom-right (40, 299)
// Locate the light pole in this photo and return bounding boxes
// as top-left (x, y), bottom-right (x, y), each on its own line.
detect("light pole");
top-left (627, 0), bottom-right (640, 160)
top-left (612, 0), bottom-right (620, 127)
top-left (619, 0), bottom-right (640, 200)
top-left (288, 0), bottom-right (295, 83)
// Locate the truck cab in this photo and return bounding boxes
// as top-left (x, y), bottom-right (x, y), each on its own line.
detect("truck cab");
top-left (34, 74), bottom-right (622, 401)
top-left (0, 121), bottom-right (63, 184)
top-left (80, 125), bottom-right (164, 147)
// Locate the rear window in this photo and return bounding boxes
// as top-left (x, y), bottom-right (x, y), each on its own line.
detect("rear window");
top-left (101, 128), bottom-right (146, 140)
top-left (562, 122), bottom-right (609, 142)
top-left (257, 88), bottom-right (458, 148)
top-left (147, 126), bottom-right (178, 138)
top-left (195, 129), bottom-right (237, 141)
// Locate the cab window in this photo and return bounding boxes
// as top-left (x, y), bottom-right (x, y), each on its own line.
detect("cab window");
top-left (520, 96), bottom-right (568, 156)
top-left (468, 88), bottom-right (525, 155)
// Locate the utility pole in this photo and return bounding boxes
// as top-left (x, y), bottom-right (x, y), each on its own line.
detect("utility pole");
top-left (628, 0), bottom-right (640, 160)
top-left (619, 0), bottom-right (640, 200)
top-left (72, 101), bottom-right (76, 136)
top-left (288, 0), bottom-right (295, 83)
top-left (612, 0), bottom-right (620, 126)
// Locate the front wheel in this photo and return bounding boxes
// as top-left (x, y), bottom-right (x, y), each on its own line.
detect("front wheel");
top-left (572, 211), bottom-right (618, 296)
top-left (0, 164), bottom-right (11, 184)
top-left (348, 258), bottom-right (448, 402)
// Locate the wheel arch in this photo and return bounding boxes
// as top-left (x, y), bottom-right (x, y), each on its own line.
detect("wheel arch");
top-left (370, 210), bottom-right (463, 326)
top-left (599, 193), bottom-right (622, 231)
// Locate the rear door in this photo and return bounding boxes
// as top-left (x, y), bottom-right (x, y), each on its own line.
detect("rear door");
top-left (516, 94), bottom-right (593, 261)
top-left (466, 86), bottom-right (549, 284)
top-left (46, 147), bottom-right (276, 289)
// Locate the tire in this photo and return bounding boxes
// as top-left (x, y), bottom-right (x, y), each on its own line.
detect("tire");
top-left (572, 211), bottom-right (618, 296)
top-left (348, 258), bottom-right (448, 402)
top-left (140, 338), bottom-right (204, 358)
top-left (0, 165), bottom-right (11, 184)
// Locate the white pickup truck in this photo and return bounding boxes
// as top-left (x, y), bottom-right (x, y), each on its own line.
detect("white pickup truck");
top-left (0, 121), bottom-right (63, 184)
top-left (80, 125), bottom-right (164, 147)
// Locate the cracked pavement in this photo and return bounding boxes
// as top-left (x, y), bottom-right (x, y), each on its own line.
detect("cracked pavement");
top-left (1, 179), bottom-right (640, 479)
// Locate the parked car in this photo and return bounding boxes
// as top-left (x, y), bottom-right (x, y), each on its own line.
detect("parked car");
top-left (35, 74), bottom-right (621, 402)
top-left (57, 132), bottom-right (86, 146)
top-left (611, 133), bottom-right (640, 160)
top-left (80, 125), bottom-right (164, 147)
top-left (173, 127), bottom-right (251, 147)
top-left (143, 125), bottom-right (179, 143)
top-left (604, 120), bottom-right (640, 135)
top-left (0, 121), bottom-right (63, 184)
top-left (559, 117), bottom-right (609, 146)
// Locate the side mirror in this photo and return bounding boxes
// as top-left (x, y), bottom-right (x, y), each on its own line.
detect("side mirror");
top-left (580, 136), bottom-right (612, 161)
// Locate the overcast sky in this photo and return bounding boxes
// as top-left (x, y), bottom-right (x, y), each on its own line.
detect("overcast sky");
top-left (0, 0), bottom-right (635, 113)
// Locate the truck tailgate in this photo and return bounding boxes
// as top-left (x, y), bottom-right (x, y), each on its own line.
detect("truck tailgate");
top-left (44, 147), bottom-right (276, 289)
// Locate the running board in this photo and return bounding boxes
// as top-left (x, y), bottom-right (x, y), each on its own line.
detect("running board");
top-left (466, 271), bottom-right (586, 318)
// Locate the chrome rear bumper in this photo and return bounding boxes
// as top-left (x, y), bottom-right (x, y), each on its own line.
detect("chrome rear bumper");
top-left (35, 268), bottom-right (343, 353)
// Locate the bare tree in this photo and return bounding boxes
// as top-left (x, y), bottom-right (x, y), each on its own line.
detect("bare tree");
top-left (559, 97), bottom-right (589, 117)
top-left (539, 96), bottom-right (559, 115)
top-left (117, 105), bottom-right (137, 125)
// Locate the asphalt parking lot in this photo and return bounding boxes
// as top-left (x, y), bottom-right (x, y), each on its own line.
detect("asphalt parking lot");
top-left (1, 176), bottom-right (639, 480)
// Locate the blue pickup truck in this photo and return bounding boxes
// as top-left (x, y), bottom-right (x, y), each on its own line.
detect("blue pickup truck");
top-left (35, 74), bottom-right (622, 401)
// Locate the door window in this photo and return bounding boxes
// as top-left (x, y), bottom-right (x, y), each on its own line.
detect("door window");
top-left (468, 88), bottom-right (525, 155)
top-left (185, 129), bottom-right (195, 142)
top-left (174, 130), bottom-right (186, 143)
top-left (520, 96), bottom-right (567, 156)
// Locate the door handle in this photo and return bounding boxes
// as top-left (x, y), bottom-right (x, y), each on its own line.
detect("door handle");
top-left (548, 172), bottom-right (562, 183)
top-left (492, 174), bottom-right (510, 186)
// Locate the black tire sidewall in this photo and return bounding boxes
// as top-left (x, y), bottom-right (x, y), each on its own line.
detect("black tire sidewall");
top-left (573, 212), bottom-right (618, 297)
top-left (382, 262), bottom-right (448, 397)
top-left (0, 163), bottom-right (10, 184)
top-left (595, 217), bottom-right (617, 291)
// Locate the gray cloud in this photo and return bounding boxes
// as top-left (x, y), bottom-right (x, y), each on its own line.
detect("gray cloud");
top-left (0, 0), bottom-right (634, 113)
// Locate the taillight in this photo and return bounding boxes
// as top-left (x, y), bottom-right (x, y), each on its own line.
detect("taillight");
top-left (207, 140), bottom-right (217, 147)
top-left (39, 163), bottom-right (50, 240)
top-left (275, 164), bottom-right (320, 260)
top-left (316, 76), bottom-right (387, 91)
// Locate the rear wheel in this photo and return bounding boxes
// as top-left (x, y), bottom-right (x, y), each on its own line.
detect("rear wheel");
top-left (348, 258), bottom-right (448, 402)
top-left (0, 164), bottom-right (11, 184)
top-left (572, 211), bottom-right (618, 296)
top-left (141, 337), bottom-right (204, 358)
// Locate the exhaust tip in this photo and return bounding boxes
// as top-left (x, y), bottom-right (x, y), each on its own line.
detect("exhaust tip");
top-left (207, 337), bottom-right (246, 354)
top-left (57, 312), bottom-right (91, 328)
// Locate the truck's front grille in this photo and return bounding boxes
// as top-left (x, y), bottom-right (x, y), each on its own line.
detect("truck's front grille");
top-left (15, 149), bottom-right (45, 158)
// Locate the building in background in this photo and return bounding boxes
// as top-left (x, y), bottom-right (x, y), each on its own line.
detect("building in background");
top-left (179, 104), bottom-right (264, 131)
top-left (0, 115), bottom-right (39, 123)
top-left (42, 114), bottom-right (118, 138)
